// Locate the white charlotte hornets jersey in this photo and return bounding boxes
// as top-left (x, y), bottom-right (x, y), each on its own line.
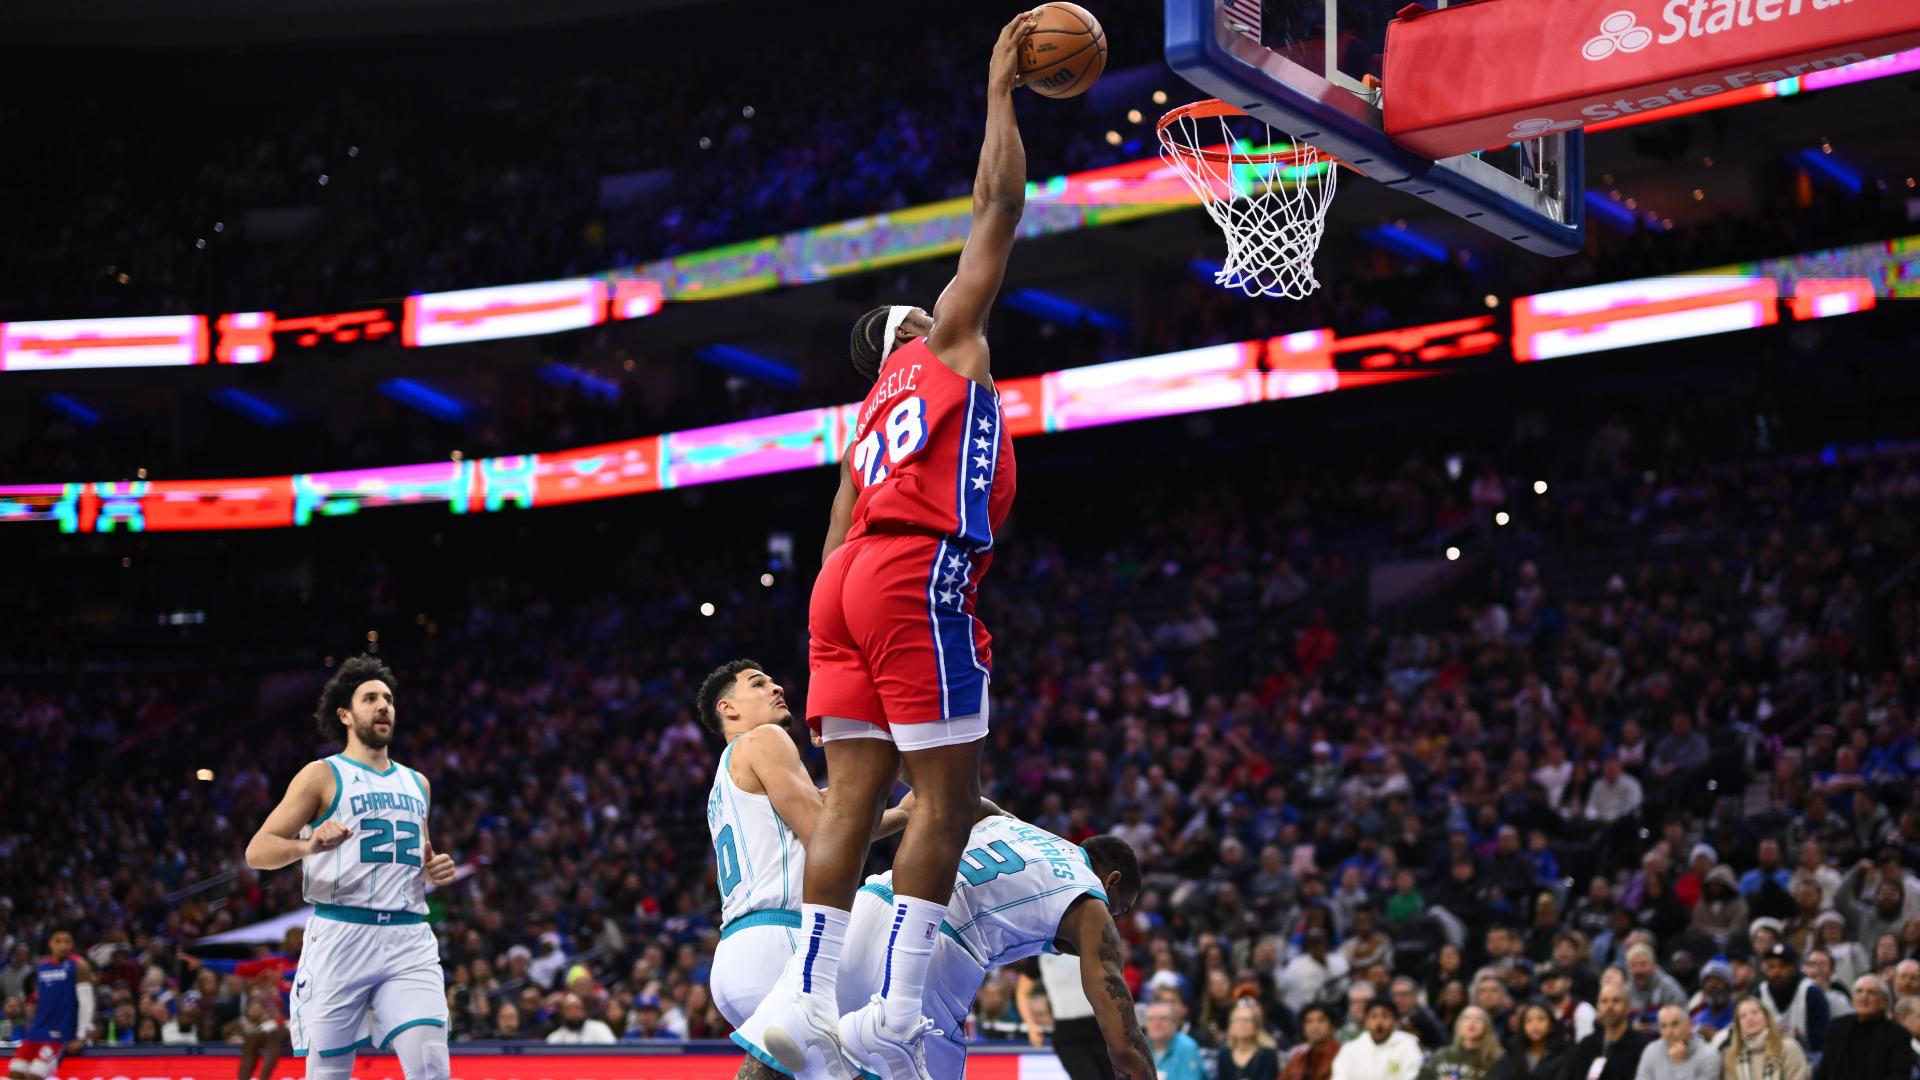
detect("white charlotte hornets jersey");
top-left (941, 815), bottom-right (1108, 967)
top-left (708, 742), bottom-right (807, 927)
top-left (301, 754), bottom-right (431, 915)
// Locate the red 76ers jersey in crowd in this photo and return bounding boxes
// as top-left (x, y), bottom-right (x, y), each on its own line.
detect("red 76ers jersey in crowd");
top-left (846, 338), bottom-right (1016, 558)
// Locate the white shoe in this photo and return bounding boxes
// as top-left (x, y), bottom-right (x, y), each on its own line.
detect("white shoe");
top-left (837, 995), bottom-right (939, 1080)
top-left (761, 992), bottom-right (854, 1080)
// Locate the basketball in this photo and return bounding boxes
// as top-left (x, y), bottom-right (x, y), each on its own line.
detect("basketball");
top-left (1019, 2), bottom-right (1106, 99)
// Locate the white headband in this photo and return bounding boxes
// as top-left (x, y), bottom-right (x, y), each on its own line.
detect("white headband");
top-left (880, 305), bottom-right (916, 361)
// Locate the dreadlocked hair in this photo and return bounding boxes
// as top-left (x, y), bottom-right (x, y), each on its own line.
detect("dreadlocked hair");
top-left (850, 306), bottom-right (893, 384)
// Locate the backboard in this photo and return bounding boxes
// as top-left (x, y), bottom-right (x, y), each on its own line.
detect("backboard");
top-left (1164, 0), bottom-right (1587, 256)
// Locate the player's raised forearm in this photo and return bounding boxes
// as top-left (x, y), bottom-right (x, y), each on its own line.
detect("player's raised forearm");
top-left (245, 831), bottom-right (312, 871)
top-left (976, 10), bottom-right (1032, 216)
top-left (974, 86), bottom-right (1026, 217)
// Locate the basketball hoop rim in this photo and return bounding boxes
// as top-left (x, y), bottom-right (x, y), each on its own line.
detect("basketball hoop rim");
top-left (1155, 98), bottom-right (1350, 170)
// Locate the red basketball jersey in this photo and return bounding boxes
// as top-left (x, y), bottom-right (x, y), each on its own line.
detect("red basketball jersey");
top-left (845, 338), bottom-right (1015, 554)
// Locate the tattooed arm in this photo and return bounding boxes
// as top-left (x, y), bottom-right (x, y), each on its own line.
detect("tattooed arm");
top-left (1062, 896), bottom-right (1155, 1080)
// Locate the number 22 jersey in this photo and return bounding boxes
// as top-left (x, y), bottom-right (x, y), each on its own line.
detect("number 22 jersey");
top-left (300, 754), bottom-right (431, 916)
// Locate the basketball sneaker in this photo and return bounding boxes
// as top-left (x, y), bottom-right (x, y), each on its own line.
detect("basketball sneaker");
top-left (838, 995), bottom-right (938, 1080)
top-left (761, 992), bottom-right (854, 1080)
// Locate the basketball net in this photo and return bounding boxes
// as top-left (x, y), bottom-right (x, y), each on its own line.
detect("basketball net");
top-left (1158, 99), bottom-right (1339, 301)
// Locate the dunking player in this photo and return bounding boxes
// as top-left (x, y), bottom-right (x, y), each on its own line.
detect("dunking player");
top-left (245, 656), bottom-right (458, 1080)
top-left (736, 813), bottom-right (1155, 1080)
top-left (6, 930), bottom-right (94, 1080)
top-left (754, 12), bottom-right (1038, 1080)
top-left (699, 659), bottom-right (914, 1066)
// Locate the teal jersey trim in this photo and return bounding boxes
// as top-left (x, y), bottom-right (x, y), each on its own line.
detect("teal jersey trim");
top-left (731, 1032), bottom-right (795, 1077)
top-left (379, 1017), bottom-right (446, 1049)
top-left (717, 746), bottom-right (758, 899)
top-left (314, 903), bottom-right (426, 926)
top-left (720, 908), bottom-right (803, 940)
top-left (334, 754), bottom-right (400, 777)
top-left (311, 758), bottom-right (345, 827)
top-left (405, 766), bottom-right (429, 805)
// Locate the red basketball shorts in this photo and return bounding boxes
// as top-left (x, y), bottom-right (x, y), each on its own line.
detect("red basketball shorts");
top-left (10, 1042), bottom-right (63, 1079)
top-left (807, 532), bottom-right (993, 746)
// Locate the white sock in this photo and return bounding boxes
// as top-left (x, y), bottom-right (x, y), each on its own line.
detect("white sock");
top-left (798, 903), bottom-right (851, 1010)
top-left (880, 895), bottom-right (945, 1030)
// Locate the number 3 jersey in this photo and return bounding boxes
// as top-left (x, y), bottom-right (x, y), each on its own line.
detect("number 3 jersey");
top-left (933, 814), bottom-right (1109, 968)
top-left (301, 754), bottom-right (431, 915)
top-left (708, 741), bottom-right (808, 928)
top-left (847, 337), bottom-right (1016, 559)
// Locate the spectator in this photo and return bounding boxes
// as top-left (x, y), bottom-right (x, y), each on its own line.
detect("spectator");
top-left (1626, 946), bottom-right (1688, 1021)
top-left (1218, 999), bottom-right (1282, 1080)
top-left (1496, 1002), bottom-right (1571, 1080)
top-left (972, 978), bottom-right (1021, 1042)
top-left (1284, 1005), bottom-right (1343, 1080)
top-left (1531, 969), bottom-right (1590, 1046)
top-left (623, 994), bottom-right (678, 1041)
top-left (1691, 869), bottom-right (1748, 948)
top-left (1335, 1000), bottom-right (1424, 1080)
top-left (1149, 1001), bottom-right (1209, 1080)
top-left (1285, 930), bottom-right (1352, 1015)
top-left (1725, 998), bottom-right (1811, 1080)
top-left (1393, 978), bottom-right (1448, 1051)
top-left (1688, 961), bottom-right (1736, 1042)
top-left (1759, 944), bottom-right (1830, 1054)
top-left (1422, 1005), bottom-right (1505, 1080)
top-left (160, 1001), bottom-right (200, 1044)
top-left (1635, 1006), bottom-right (1718, 1080)
top-left (1341, 984), bottom-right (1380, 1043)
top-left (1571, 984), bottom-right (1653, 1080)
top-left (544, 994), bottom-right (615, 1045)
top-left (1805, 949), bottom-right (1855, 1020)
top-left (1891, 962), bottom-right (1920, 1007)
top-left (1814, 977), bottom-right (1914, 1080)
top-left (1893, 997), bottom-right (1920, 1063)
top-left (528, 932), bottom-right (569, 992)
top-left (1587, 760), bottom-right (1645, 824)
top-left (0, 946), bottom-right (33, 1001)
top-left (493, 1003), bottom-right (529, 1042)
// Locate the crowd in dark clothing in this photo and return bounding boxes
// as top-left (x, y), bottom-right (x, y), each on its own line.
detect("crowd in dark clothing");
top-left (4, 334), bottom-right (1920, 1066)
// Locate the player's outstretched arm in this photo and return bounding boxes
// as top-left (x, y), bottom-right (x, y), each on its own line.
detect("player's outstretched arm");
top-left (823, 454), bottom-right (857, 561)
top-left (875, 789), bottom-right (915, 839)
top-left (1066, 898), bottom-right (1155, 1080)
top-left (245, 760), bottom-right (342, 871)
top-left (928, 9), bottom-right (1039, 385)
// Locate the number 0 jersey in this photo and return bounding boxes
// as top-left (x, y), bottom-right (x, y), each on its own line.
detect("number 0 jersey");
top-left (872, 814), bottom-right (1109, 969)
top-left (707, 741), bottom-right (808, 928)
top-left (846, 338), bottom-right (1016, 557)
top-left (300, 754), bottom-right (431, 915)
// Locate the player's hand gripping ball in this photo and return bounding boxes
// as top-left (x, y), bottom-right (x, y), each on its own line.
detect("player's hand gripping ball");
top-left (1019, 3), bottom-right (1106, 98)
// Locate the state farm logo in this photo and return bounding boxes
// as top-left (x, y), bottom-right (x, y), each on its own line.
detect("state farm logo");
top-left (1582, 10), bottom-right (1654, 60)
top-left (1506, 116), bottom-right (1583, 141)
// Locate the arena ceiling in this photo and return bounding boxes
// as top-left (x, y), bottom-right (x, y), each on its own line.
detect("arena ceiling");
top-left (0, 0), bottom-right (714, 45)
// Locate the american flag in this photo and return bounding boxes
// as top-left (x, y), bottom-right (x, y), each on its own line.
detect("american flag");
top-left (1225, 0), bottom-right (1262, 40)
